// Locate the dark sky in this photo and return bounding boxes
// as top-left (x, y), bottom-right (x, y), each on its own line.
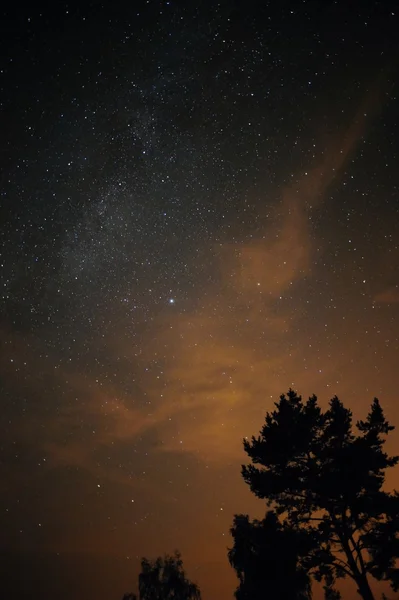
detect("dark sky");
top-left (1, 1), bottom-right (399, 599)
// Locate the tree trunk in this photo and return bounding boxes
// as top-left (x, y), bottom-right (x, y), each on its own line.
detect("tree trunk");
top-left (336, 518), bottom-right (376, 600)
top-left (337, 531), bottom-right (375, 600)
top-left (356, 574), bottom-right (375, 600)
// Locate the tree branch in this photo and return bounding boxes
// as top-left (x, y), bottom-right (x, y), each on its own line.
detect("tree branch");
top-left (330, 556), bottom-right (356, 579)
top-left (295, 517), bottom-right (326, 523)
top-left (350, 532), bottom-right (367, 575)
top-left (331, 513), bottom-right (362, 583)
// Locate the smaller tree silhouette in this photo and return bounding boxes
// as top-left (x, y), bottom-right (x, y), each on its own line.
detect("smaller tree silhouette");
top-left (122, 551), bottom-right (200, 600)
top-left (229, 510), bottom-right (313, 600)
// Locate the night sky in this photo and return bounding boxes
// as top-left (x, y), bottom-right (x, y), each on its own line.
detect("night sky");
top-left (1, 2), bottom-right (399, 599)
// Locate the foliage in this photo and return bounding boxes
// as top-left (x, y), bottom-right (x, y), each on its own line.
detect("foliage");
top-left (122, 551), bottom-right (200, 600)
top-left (228, 510), bottom-right (313, 600)
top-left (240, 389), bottom-right (399, 600)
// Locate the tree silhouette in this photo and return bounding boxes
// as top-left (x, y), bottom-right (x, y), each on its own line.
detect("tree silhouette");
top-left (122, 551), bottom-right (200, 600)
top-left (229, 510), bottom-right (313, 600)
top-left (240, 389), bottom-right (399, 600)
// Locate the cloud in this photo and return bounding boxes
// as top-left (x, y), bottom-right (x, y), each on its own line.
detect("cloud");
top-left (1, 75), bottom-right (388, 476)
top-left (140, 77), bottom-right (391, 462)
top-left (374, 287), bottom-right (399, 304)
